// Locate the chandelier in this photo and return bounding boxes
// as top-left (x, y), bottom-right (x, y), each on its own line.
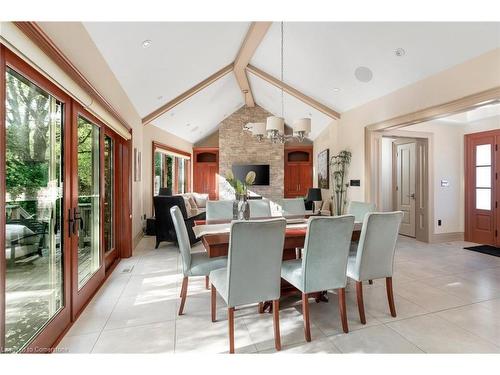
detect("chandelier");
top-left (245, 22), bottom-right (311, 144)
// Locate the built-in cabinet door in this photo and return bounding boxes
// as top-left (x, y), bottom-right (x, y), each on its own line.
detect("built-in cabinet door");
top-left (465, 131), bottom-right (499, 245)
top-left (70, 106), bottom-right (105, 318)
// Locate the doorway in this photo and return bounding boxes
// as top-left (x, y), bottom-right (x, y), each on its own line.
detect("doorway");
top-left (465, 129), bottom-right (500, 246)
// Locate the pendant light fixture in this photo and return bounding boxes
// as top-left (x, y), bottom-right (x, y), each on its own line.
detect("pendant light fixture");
top-left (245, 22), bottom-right (311, 144)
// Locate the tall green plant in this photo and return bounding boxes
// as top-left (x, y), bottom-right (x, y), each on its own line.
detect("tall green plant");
top-left (330, 150), bottom-right (352, 215)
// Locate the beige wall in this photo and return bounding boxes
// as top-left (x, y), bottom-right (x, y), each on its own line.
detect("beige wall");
top-left (319, 48), bottom-right (500, 205)
top-left (142, 125), bottom-right (193, 217)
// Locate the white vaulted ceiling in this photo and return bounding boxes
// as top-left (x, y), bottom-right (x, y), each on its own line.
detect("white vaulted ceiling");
top-left (82, 22), bottom-right (500, 143)
top-left (84, 22), bottom-right (249, 116)
top-left (251, 22), bottom-right (500, 112)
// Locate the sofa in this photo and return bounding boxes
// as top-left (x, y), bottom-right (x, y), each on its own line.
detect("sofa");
top-left (153, 193), bottom-right (208, 248)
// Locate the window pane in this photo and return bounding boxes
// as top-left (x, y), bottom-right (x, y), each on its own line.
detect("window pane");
top-left (476, 144), bottom-right (491, 166)
top-left (476, 188), bottom-right (491, 210)
top-left (476, 166), bottom-right (491, 188)
top-left (77, 116), bottom-right (100, 289)
top-left (104, 135), bottom-right (114, 252)
top-left (4, 68), bottom-right (64, 352)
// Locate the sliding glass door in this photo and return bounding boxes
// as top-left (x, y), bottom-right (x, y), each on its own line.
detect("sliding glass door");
top-left (1, 45), bottom-right (132, 352)
top-left (2, 50), bottom-right (71, 353)
top-left (71, 107), bottom-right (105, 316)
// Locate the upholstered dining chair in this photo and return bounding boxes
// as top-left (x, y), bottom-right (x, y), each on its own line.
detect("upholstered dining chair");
top-left (346, 201), bottom-right (376, 222)
top-left (206, 200), bottom-right (234, 221)
top-left (170, 206), bottom-right (228, 315)
top-left (281, 215), bottom-right (355, 341)
top-left (281, 198), bottom-right (306, 216)
top-left (249, 199), bottom-right (272, 218)
top-left (209, 218), bottom-right (286, 353)
top-left (347, 211), bottom-right (404, 324)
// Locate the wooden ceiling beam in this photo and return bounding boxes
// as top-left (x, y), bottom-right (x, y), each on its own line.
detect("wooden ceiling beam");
top-left (142, 63), bottom-right (234, 125)
top-left (246, 64), bottom-right (341, 120)
top-left (233, 22), bottom-right (272, 107)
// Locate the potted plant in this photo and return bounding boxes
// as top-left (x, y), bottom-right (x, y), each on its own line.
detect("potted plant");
top-left (224, 170), bottom-right (256, 219)
top-left (330, 150), bottom-right (352, 216)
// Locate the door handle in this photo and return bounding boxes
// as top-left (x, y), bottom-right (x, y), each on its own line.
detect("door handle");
top-left (410, 193), bottom-right (415, 200)
top-left (68, 209), bottom-right (74, 234)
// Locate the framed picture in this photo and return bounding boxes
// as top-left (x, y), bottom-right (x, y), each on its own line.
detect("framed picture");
top-left (134, 148), bottom-right (142, 182)
top-left (317, 149), bottom-right (329, 189)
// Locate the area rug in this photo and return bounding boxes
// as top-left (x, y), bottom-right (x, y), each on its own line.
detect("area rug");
top-left (464, 245), bottom-right (500, 257)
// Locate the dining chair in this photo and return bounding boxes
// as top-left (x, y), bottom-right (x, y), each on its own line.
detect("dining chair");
top-left (281, 198), bottom-right (306, 216)
top-left (209, 218), bottom-right (286, 353)
top-left (347, 211), bottom-right (404, 324)
top-left (346, 201), bottom-right (376, 222)
top-left (206, 200), bottom-right (234, 221)
top-left (281, 215), bottom-right (355, 341)
top-left (249, 199), bottom-right (272, 218)
top-left (170, 206), bottom-right (228, 315)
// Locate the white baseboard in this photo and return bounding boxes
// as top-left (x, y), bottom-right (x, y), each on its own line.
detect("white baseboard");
top-left (430, 232), bottom-right (464, 243)
top-left (133, 230), bottom-right (144, 250)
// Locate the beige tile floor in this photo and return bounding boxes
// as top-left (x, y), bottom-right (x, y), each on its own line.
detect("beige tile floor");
top-left (57, 235), bottom-right (500, 354)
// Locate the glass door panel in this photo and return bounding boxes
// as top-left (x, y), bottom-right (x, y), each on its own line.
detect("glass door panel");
top-left (475, 144), bottom-right (492, 211)
top-left (4, 68), bottom-right (64, 352)
top-left (76, 116), bottom-right (100, 289)
top-left (104, 135), bottom-right (114, 253)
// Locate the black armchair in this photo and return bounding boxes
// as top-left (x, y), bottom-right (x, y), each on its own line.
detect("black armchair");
top-left (153, 195), bottom-right (205, 248)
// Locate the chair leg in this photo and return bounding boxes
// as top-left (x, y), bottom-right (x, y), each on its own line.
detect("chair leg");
top-left (368, 279), bottom-right (373, 285)
top-left (155, 240), bottom-right (160, 249)
top-left (272, 300), bottom-right (281, 351)
top-left (386, 277), bottom-right (397, 317)
top-left (295, 248), bottom-right (302, 259)
top-left (355, 281), bottom-right (366, 324)
top-left (302, 293), bottom-right (311, 342)
top-left (178, 277), bottom-right (188, 315)
top-left (211, 284), bottom-right (217, 322)
top-left (337, 288), bottom-right (349, 333)
top-left (228, 307), bottom-right (235, 354)
top-left (205, 275), bottom-right (210, 290)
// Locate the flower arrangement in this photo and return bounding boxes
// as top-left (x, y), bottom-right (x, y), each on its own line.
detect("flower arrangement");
top-left (225, 170), bottom-right (256, 198)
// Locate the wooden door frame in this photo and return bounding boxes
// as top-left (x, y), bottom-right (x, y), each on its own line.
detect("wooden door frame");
top-left (0, 43), bottom-right (6, 353)
top-left (1, 45), bottom-right (73, 352)
top-left (70, 102), bottom-right (106, 320)
top-left (392, 139), bottom-right (418, 238)
top-left (103, 128), bottom-right (120, 271)
top-left (464, 129), bottom-right (500, 245)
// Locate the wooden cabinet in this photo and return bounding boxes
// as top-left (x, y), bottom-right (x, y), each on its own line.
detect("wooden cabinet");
top-left (284, 147), bottom-right (313, 198)
top-left (193, 148), bottom-right (219, 200)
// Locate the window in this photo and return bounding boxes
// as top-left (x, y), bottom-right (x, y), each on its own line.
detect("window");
top-left (153, 142), bottom-right (191, 198)
top-left (475, 144), bottom-right (492, 210)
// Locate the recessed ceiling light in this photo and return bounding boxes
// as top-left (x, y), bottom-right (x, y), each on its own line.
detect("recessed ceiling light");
top-left (186, 123), bottom-right (191, 127)
top-left (157, 95), bottom-right (163, 100)
top-left (354, 66), bottom-right (373, 83)
top-left (170, 112), bottom-right (175, 117)
top-left (142, 40), bottom-right (152, 48)
top-left (394, 48), bottom-right (406, 57)
top-left (332, 87), bottom-right (341, 92)
top-left (191, 126), bottom-right (199, 132)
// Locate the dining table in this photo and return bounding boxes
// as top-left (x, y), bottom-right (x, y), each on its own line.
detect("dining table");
top-left (193, 215), bottom-right (363, 311)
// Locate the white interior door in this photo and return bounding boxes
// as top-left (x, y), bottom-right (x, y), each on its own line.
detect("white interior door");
top-left (396, 142), bottom-right (416, 237)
